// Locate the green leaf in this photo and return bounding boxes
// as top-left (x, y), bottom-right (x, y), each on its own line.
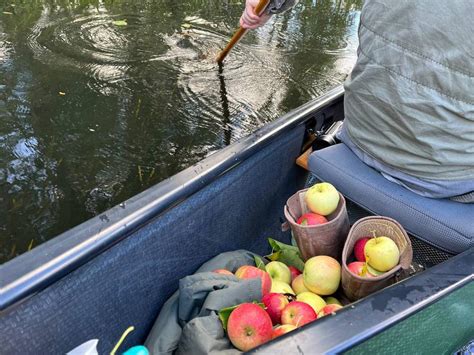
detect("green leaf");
top-left (254, 255), bottom-right (267, 271)
top-left (218, 302), bottom-right (265, 331)
top-left (112, 19), bottom-right (127, 26)
top-left (266, 238), bottom-right (305, 271)
top-left (218, 305), bottom-right (238, 331)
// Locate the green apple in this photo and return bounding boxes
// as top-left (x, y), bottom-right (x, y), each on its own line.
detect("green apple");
top-left (364, 236), bottom-right (400, 272)
top-left (324, 296), bottom-right (342, 306)
top-left (296, 292), bottom-right (326, 313)
top-left (271, 280), bottom-right (295, 295)
top-left (291, 274), bottom-right (310, 295)
top-left (305, 182), bottom-right (340, 216)
top-left (266, 261), bottom-right (292, 284)
top-left (366, 264), bottom-right (385, 276)
top-left (303, 256), bottom-right (341, 295)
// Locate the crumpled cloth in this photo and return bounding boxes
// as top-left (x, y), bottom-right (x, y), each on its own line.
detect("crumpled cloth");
top-left (144, 250), bottom-right (264, 355)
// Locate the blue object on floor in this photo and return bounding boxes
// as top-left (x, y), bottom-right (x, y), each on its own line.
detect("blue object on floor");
top-left (308, 144), bottom-right (474, 254)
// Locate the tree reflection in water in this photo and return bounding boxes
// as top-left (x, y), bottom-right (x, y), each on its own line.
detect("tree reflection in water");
top-left (0, 0), bottom-right (362, 262)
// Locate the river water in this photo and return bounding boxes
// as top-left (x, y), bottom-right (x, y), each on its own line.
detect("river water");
top-left (0, 0), bottom-right (361, 263)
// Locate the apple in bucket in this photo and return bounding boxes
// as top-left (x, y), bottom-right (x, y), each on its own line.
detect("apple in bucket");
top-left (266, 261), bottom-right (292, 284)
top-left (281, 301), bottom-right (317, 327)
top-left (213, 269), bottom-right (234, 275)
top-left (305, 182), bottom-right (340, 216)
top-left (297, 213), bottom-right (328, 226)
top-left (227, 303), bottom-right (273, 351)
top-left (303, 256), bottom-right (341, 295)
top-left (347, 261), bottom-right (372, 277)
top-left (262, 293), bottom-right (289, 325)
top-left (354, 237), bottom-right (371, 262)
top-left (235, 266), bottom-right (272, 296)
top-left (364, 236), bottom-right (400, 272)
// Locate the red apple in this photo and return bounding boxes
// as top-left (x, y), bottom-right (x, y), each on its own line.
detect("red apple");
top-left (354, 237), bottom-right (371, 262)
top-left (281, 301), bottom-right (317, 328)
top-left (235, 265), bottom-right (272, 296)
top-left (347, 261), bottom-right (365, 276)
top-left (318, 304), bottom-right (343, 318)
top-left (288, 266), bottom-right (301, 282)
top-left (272, 324), bottom-right (297, 339)
top-left (347, 261), bottom-right (373, 278)
top-left (297, 213), bottom-right (328, 226)
top-left (227, 303), bottom-right (273, 351)
top-left (262, 293), bottom-right (289, 325)
top-left (213, 269), bottom-right (233, 275)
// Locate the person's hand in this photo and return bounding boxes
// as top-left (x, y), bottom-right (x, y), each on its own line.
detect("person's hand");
top-left (240, 0), bottom-right (272, 29)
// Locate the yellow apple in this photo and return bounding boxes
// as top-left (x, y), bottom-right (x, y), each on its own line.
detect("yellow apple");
top-left (266, 261), bottom-right (292, 284)
top-left (291, 274), bottom-right (310, 295)
top-left (324, 296), bottom-right (342, 306)
top-left (303, 256), bottom-right (341, 295)
top-left (296, 292), bottom-right (327, 313)
top-left (364, 236), bottom-right (400, 272)
top-left (305, 182), bottom-right (340, 216)
top-left (271, 280), bottom-right (295, 295)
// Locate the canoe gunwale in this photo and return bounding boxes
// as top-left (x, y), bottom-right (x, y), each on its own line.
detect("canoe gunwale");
top-left (0, 86), bottom-right (345, 310)
top-left (252, 247), bottom-right (474, 353)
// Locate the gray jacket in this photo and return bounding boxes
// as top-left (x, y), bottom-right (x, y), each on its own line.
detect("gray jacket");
top-left (344, 0), bottom-right (474, 182)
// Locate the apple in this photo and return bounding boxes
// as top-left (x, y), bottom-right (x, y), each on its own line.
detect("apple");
top-left (305, 182), bottom-right (340, 216)
top-left (347, 261), bottom-right (368, 276)
top-left (281, 301), bottom-right (317, 327)
top-left (227, 303), bottom-right (273, 351)
top-left (296, 292), bottom-right (326, 313)
top-left (367, 264), bottom-right (385, 276)
top-left (213, 269), bottom-right (234, 275)
top-left (272, 324), bottom-right (297, 339)
top-left (297, 213), bottom-right (328, 226)
top-left (303, 256), bottom-right (341, 295)
top-left (288, 266), bottom-right (301, 282)
top-left (318, 304), bottom-right (343, 318)
top-left (266, 261), bottom-right (292, 284)
top-left (291, 274), bottom-right (310, 295)
top-left (262, 293), bottom-right (289, 325)
top-left (324, 297), bottom-right (342, 306)
top-left (271, 280), bottom-right (295, 295)
top-left (354, 237), bottom-right (371, 262)
top-left (364, 236), bottom-right (400, 272)
top-left (235, 265), bottom-right (272, 296)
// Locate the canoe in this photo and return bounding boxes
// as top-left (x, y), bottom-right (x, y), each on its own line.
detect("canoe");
top-left (0, 86), bottom-right (472, 354)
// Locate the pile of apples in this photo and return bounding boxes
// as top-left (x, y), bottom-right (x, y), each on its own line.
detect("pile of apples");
top-left (215, 255), bottom-right (344, 352)
top-left (297, 182), bottom-right (340, 226)
top-left (347, 235), bottom-right (400, 277)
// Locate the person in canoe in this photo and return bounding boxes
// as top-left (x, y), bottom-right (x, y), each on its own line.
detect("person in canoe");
top-left (240, 0), bottom-right (474, 203)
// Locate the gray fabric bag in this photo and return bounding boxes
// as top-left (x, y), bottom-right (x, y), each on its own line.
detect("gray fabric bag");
top-left (145, 250), bottom-right (264, 355)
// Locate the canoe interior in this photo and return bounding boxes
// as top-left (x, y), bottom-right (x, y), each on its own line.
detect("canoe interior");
top-left (0, 88), bottom-right (464, 354)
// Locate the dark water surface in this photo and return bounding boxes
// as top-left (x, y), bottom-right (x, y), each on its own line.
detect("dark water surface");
top-left (0, 0), bottom-right (361, 263)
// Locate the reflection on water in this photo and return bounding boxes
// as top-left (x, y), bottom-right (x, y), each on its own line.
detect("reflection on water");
top-left (0, 0), bottom-right (361, 263)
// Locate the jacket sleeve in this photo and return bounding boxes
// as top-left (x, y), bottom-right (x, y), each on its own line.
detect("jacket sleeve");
top-left (266, 0), bottom-right (299, 14)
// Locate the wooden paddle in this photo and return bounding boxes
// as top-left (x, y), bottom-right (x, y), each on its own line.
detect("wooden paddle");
top-left (216, 0), bottom-right (271, 64)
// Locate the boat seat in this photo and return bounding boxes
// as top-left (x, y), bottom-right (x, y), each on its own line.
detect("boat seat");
top-left (308, 144), bottom-right (474, 254)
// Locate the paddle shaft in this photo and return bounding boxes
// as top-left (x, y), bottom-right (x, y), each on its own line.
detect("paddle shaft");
top-left (216, 0), bottom-right (271, 64)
